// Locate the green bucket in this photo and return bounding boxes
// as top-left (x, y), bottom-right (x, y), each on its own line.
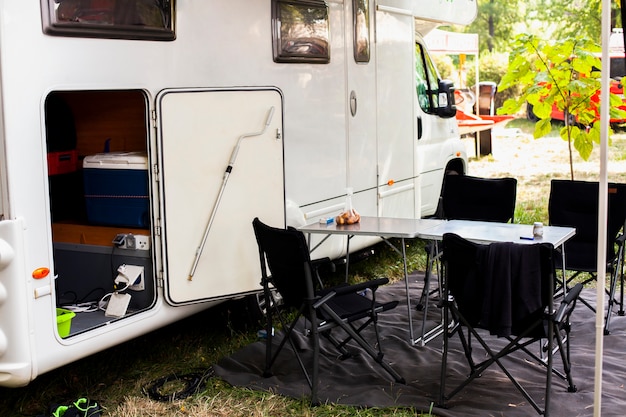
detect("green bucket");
top-left (56, 308), bottom-right (75, 338)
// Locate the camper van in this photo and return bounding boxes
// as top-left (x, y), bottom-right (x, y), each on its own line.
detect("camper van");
top-left (0, 0), bottom-right (476, 387)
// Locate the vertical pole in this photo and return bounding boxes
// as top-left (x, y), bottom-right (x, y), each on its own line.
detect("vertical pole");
top-left (593, 1), bottom-right (610, 415)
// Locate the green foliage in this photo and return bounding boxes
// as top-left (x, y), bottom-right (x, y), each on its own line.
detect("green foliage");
top-left (466, 51), bottom-right (517, 109)
top-left (466, 0), bottom-right (523, 52)
top-left (497, 33), bottom-right (626, 179)
top-left (432, 54), bottom-right (456, 81)
top-left (534, 0), bottom-right (604, 42)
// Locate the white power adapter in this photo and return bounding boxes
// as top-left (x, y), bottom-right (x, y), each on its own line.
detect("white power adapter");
top-left (105, 292), bottom-right (132, 318)
top-left (115, 264), bottom-right (145, 291)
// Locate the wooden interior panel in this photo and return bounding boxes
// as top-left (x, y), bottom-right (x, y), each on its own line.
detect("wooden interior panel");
top-left (59, 90), bottom-right (148, 157)
top-left (52, 222), bottom-right (149, 246)
top-left (48, 90), bottom-right (151, 245)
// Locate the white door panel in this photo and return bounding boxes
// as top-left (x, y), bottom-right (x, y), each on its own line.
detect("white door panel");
top-left (157, 88), bottom-right (284, 305)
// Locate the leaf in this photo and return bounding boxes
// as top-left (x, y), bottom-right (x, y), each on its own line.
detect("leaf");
top-left (498, 98), bottom-right (522, 115)
top-left (559, 125), bottom-right (570, 142)
top-left (588, 123), bottom-right (601, 145)
top-left (532, 101), bottom-right (552, 119)
top-left (573, 128), bottom-right (593, 160)
top-left (534, 118), bottom-right (552, 138)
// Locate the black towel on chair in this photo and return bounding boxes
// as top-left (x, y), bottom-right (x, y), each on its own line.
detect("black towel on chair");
top-left (480, 242), bottom-right (543, 337)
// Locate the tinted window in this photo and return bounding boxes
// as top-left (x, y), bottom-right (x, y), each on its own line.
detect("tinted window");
top-left (353, 0), bottom-right (370, 63)
top-left (41, 0), bottom-right (175, 41)
top-left (272, 0), bottom-right (330, 63)
top-left (415, 43), bottom-right (440, 114)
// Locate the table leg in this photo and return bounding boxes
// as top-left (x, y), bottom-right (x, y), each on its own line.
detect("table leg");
top-left (345, 235), bottom-right (352, 283)
top-left (400, 238), bottom-right (417, 344)
top-left (379, 237), bottom-right (416, 344)
top-left (414, 240), bottom-right (446, 346)
top-left (561, 247), bottom-right (567, 295)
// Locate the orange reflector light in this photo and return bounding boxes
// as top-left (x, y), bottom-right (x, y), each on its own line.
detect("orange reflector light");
top-left (32, 267), bottom-right (50, 279)
top-left (387, 179), bottom-right (395, 186)
top-left (456, 151), bottom-right (461, 157)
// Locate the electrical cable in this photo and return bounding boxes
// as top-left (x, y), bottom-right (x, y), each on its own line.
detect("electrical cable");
top-left (144, 367), bottom-right (215, 402)
top-left (61, 302), bottom-right (99, 313)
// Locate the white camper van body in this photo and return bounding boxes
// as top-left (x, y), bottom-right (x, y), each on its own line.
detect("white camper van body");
top-left (0, 0), bottom-right (476, 387)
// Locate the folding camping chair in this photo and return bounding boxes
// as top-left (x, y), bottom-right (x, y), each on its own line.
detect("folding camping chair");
top-left (439, 174), bottom-right (517, 223)
top-left (548, 179), bottom-right (626, 334)
top-left (252, 217), bottom-right (405, 404)
top-left (416, 175), bottom-right (517, 344)
top-left (439, 233), bottom-right (581, 416)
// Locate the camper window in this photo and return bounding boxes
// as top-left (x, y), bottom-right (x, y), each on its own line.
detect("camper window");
top-left (353, 0), bottom-right (370, 63)
top-left (415, 43), bottom-right (441, 115)
top-left (272, 0), bottom-right (330, 63)
top-left (41, 0), bottom-right (175, 41)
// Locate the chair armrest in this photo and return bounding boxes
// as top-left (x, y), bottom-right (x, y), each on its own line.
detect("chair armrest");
top-left (332, 278), bottom-right (390, 297)
top-left (313, 278), bottom-right (390, 309)
top-left (554, 283), bottom-right (583, 323)
top-left (311, 257), bottom-right (335, 272)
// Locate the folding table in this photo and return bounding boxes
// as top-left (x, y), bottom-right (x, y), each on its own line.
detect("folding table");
top-left (299, 216), bottom-right (444, 345)
top-left (300, 217), bottom-right (576, 346)
top-left (417, 219), bottom-right (576, 345)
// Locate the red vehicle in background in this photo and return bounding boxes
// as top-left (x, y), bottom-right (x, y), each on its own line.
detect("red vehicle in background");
top-left (527, 30), bottom-right (626, 127)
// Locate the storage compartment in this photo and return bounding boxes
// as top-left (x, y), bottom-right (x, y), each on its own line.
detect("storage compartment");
top-left (44, 89), bottom-right (154, 337)
top-left (54, 242), bottom-right (155, 336)
top-left (83, 151), bottom-right (150, 228)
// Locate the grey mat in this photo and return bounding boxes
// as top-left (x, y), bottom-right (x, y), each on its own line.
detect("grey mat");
top-left (213, 274), bottom-right (626, 416)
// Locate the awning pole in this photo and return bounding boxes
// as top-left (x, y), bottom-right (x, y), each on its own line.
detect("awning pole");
top-left (593, 1), bottom-right (610, 415)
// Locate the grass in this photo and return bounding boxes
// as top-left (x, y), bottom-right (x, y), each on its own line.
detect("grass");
top-left (3, 117), bottom-right (626, 416)
top-left (0, 250), bottom-right (431, 417)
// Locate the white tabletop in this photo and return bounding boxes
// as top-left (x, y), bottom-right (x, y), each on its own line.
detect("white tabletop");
top-left (418, 219), bottom-right (576, 248)
top-left (298, 216), bottom-right (445, 239)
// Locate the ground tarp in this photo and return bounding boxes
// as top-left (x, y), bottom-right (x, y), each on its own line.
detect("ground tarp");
top-left (213, 274), bottom-right (626, 416)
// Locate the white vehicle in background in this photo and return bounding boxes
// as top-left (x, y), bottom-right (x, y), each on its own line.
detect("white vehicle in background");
top-left (0, 0), bottom-right (476, 387)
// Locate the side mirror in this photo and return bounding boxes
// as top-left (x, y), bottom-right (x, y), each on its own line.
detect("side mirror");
top-left (437, 79), bottom-right (457, 119)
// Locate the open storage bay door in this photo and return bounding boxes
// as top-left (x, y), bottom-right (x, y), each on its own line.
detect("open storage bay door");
top-left (156, 88), bottom-right (284, 305)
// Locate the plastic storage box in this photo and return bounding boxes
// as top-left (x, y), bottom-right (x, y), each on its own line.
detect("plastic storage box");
top-left (56, 308), bottom-right (75, 338)
top-left (83, 152), bottom-right (150, 228)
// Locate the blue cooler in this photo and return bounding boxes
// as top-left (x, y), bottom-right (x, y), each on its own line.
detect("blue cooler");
top-left (83, 152), bottom-right (150, 228)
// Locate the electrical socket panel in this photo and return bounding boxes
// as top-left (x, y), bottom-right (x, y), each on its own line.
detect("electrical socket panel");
top-left (135, 235), bottom-right (150, 251)
top-left (112, 233), bottom-right (150, 251)
top-left (125, 234), bottom-right (136, 249)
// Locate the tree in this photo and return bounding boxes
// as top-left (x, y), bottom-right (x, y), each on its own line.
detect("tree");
top-left (498, 34), bottom-right (626, 180)
top-left (532, 0), bottom-right (622, 43)
top-left (465, 0), bottom-right (523, 53)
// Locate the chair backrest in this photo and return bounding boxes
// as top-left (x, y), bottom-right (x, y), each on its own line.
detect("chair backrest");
top-left (442, 233), bottom-right (554, 337)
top-left (441, 175), bottom-right (517, 223)
top-left (548, 180), bottom-right (626, 270)
top-left (252, 217), bottom-right (314, 310)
